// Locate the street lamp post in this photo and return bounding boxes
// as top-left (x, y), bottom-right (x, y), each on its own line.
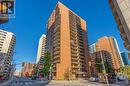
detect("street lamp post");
top-left (97, 44), bottom-right (110, 86)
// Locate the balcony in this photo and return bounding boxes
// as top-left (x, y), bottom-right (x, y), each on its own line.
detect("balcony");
top-left (72, 61), bottom-right (78, 65)
top-left (71, 53), bottom-right (78, 57)
top-left (79, 53), bottom-right (85, 57)
top-left (72, 57), bottom-right (78, 61)
top-left (53, 51), bottom-right (60, 56)
top-left (79, 55), bottom-right (85, 59)
top-left (78, 39), bottom-right (83, 43)
top-left (53, 34), bottom-right (60, 40)
top-left (53, 42), bottom-right (60, 47)
top-left (71, 37), bottom-right (77, 42)
top-left (52, 68), bottom-right (56, 73)
top-left (124, 41), bottom-right (130, 50)
top-left (53, 59), bottom-right (60, 64)
top-left (71, 30), bottom-right (77, 35)
top-left (53, 46), bottom-right (60, 51)
top-left (120, 33), bottom-right (127, 41)
top-left (79, 59), bottom-right (85, 63)
top-left (53, 30), bottom-right (60, 35)
top-left (53, 55), bottom-right (60, 60)
top-left (53, 64), bottom-right (56, 68)
top-left (116, 18), bottom-right (122, 29)
top-left (71, 43), bottom-right (77, 47)
top-left (119, 25), bottom-right (125, 34)
top-left (71, 46), bottom-right (78, 51)
top-left (53, 40), bottom-right (60, 45)
top-left (72, 64), bottom-right (78, 69)
top-left (71, 33), bottom-right (77, 39)
top-left (71, 49), bottom-right (78, 54)
top-left (109, 0), bottom-right (115, 10)
top-left (78, 46), bottom-right (84, 50)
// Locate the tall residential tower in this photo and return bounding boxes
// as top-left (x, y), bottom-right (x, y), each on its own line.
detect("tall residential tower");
top-left (46, 2), bottom-right (90, 80)
top-left (109, 0), bottom-right (130, 50)
top-left (36, 34), bottom-right (46, 64)
top-left (36, 34), bottom-right (46, 75)
top-left (0, 29), bottom-right (16, 78)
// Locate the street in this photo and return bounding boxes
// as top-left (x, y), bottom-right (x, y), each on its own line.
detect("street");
top-left (0, 76), bottom-right (48, 86)
top-left (0, 76), bottom-right (129, 86)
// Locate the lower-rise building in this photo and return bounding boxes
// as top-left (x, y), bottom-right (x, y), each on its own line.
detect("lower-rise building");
top-left (89, 36), bottom-right (124, 73)
top-left (121, 52), bottom-right (130, 65)
top-left (21, 62), bottom-right (35, 77)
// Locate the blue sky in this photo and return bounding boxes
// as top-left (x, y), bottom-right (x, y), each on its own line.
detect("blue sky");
top-left (1, 0), bottom-right (128, 70)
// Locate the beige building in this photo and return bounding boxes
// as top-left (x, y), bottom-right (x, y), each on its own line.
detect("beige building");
top-left (46, 2), bottom-right (90, 80)
top-left (36, 34), bottom-right (46, 76)
top-left (36, 34), bottom-right (46, 64)
top-left (0, 29), bottom-right (16, 77)
top-left (109, 0), bottom-right (130, 50)
top-left (21, 62), bottom-right (35, 77)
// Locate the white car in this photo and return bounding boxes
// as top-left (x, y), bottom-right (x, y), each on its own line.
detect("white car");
top-left (89, 77), bottom-right (99, 82)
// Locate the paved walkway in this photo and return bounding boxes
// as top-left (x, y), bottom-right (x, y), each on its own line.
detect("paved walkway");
top-left (46, 80), bottom-right (129, 86)
top-left (46, 80), bottom-right (107, 86)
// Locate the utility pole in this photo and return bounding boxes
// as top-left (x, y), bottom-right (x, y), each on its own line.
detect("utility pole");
top-left (98, 44), bottom-right (109, 86)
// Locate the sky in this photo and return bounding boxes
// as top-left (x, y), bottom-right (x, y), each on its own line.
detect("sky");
top-left (1, 0), bottom-right (128, 70)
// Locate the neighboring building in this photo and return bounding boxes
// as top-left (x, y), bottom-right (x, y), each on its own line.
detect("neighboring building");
top-left (0, 29), bottom-right (16, 79)
top-left (89, 43), bottom-right (97, 53)
top-left (109, 0), bottom-right (130, 50)
top-left (121, 52), bottom-right (130, 65)
top-left (0, 53), bottom-right (7, 74)
top-left (36, 34), bottom-right (46, 64)
top-left (89, 36), bottom-right (124, 71)
top-left (36, 34), bottom-right (46, 76)
top-left (46, 2), bottom-right (90, 80)
top-left (21, 62), bottom-right (35, 77)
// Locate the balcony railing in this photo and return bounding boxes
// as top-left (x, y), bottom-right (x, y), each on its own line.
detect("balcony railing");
top-left (72, 61), bottom-right (78, 65)
top-left (120, 33), bottom-right (127, 41)
top-left (53, 59), bottom-right (60, 64)
top-left (53, 51), bottom-right (60, 56)
top-left (53, 54), bottom-right (60, 60)
top-left (124, 41), bottom-right (130, 50)
top-left (53, 46), bottom-right (60, 51)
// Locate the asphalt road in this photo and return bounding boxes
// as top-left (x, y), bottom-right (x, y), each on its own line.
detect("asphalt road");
top-left (0, 76), bottom-right (48, 86)
top-left (0, 77), bottom-right (128, 86)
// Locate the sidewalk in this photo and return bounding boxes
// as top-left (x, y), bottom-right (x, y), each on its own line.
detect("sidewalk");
top-left (46, 80), bottom-right (107, 86)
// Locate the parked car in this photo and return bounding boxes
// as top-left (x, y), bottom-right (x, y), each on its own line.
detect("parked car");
top-left (117, 74), bottom-right (125, 81)
top-left (89, 77), bottom-right (99, 82)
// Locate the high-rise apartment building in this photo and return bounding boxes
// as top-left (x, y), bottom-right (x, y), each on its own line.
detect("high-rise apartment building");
top-left (109, 0), bottom-right (130, 50)
top-left (46, 2), bottom-right (90, 80)
top-left (90, 36), bottom-right (124, 71)
top-left (36, 34), bottom-right (46, 76)
top-left (21, 62), bottom-right (35, 77)
top-left (121, 52), bottom-right (130, 65)
top-left (0, 29), bottom-right (16, 78)
top-left (36, 34), bottom-right (46, 64)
